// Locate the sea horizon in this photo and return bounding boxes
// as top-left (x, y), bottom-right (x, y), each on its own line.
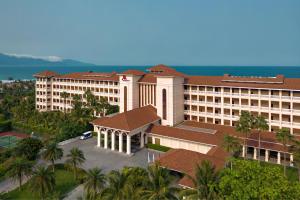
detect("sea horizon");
top-left (1, 65), bottom-right (300, 80)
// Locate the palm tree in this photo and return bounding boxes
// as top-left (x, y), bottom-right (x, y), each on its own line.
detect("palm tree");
top-left (96, 97), bottom-right (110, 116)
top-left (60, 91), bottom-right (69, 117)
top-left (65, 147), bottom-right (85, 180)
top-left (222, 134), bottom-right (241, 169)
top-left (276, 128), bottom-right (294, 176)
top-left (180, 160), bottom-right (219, 200)
top-left (252, 115), bottom-right (268, 163)
top-left (30, 165), bottom-right (55, 200)
top-left (141, 162), bottom-right (179, 200)
top-left (6, 157), bottom-right (33, 191)
top-left (83, 167), bottom-right (106, 200)
top-left (42, 142), bottom-right (63, 172)
top-left (235, 111), bottom-right (254, 159)
top-left (290, 140), bottom-right (300, 181)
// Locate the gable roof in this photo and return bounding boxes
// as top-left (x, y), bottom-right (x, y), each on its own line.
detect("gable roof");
top-left (91, 105), bottom-right (160, 131)
top-left (120, 70), bottom-right (145, 76)
top-left (33, 71), bottom-right (59, 78)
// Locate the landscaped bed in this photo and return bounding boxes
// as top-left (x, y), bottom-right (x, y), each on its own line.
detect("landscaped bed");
top-left (146, 143), bottom-right (171, 152)
top-left (3, 164), bottom-right (81, 200)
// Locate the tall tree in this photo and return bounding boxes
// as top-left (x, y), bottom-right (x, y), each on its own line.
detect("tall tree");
top-left (180, 160), bottom-right (219, 200)
top-left (60, 91), bottom-right (69, 117)
top-left (96, 97), bottom-right (110, 117)
top-left (65, 147), bottom-right (85, 180)
top-left (290, 140), bottom-right (300, 181)
top-left (252, 115), bottom-right (268, 163)
top-left (141, 162), bottom-right (179, 200)
top-left (42, 142), bottom-right (63, 172)
top-left (276, 128), bottom-right (294, 176)
top-left (6, 157), bottom-right (33, 191)
top-left (30, 165), bottom-right (55, 200)
top-left (101, 170), bottom-right (132, 200)
top-left (83, 167), bottom-right (106, 200)
top-left (235, 111), bottom-right (254, 159)
top-left (222, 134), bottom-right (241, 169)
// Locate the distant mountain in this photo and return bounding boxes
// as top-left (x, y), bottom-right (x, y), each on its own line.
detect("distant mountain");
top-left (0, 53), bottom-right (95, 66)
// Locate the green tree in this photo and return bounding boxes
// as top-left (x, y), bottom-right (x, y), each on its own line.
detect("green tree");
top-left (65, 147), bottom-right (85, 180)
top-left (60, 91), bottom-right (69, 117)
top-left (235, 111), bottom-right (254, 159)
top-left (180, 160), bottom-right (219, 200)
top-left (42, 142), bottom-right (63, 172)
top-left (14, 137), bottom-right (43, 160)
top-left (219, 159), bottom-right (300, 200)
top-left (83, 167), bottom-right (106, 200)
top-left (6, 157), bottom-right (33, 191)
top-left (141, 162), bottom-right (179, 200)
top-left (100, 170), bottom-right (132, 200)
top-left (252, 115), bottom-right (268, 163)
top-left (290, 140), bottom-right (300, 181)
top-left (222, 134), bottom-right (241, 169)
top-left (276, 128), bottom-right (294, 176)
top-left (30, 165), bottom-right (55, 200)
top-left (96, 97), bottom-right (110, 116)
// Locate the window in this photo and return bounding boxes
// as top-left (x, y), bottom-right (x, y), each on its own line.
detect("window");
top-left (162, 89), bottom-right (167, 120)
top-left (124, 86), bottom-right (127, 112)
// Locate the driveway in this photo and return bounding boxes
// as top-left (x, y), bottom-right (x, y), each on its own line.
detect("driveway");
top-left (60, 137), bottom-right (163, 199)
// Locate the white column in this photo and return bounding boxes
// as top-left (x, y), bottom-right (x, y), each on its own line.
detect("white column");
top-left (242, 145), bottom-right (246, 157)
top-left (104, 131), bottom-right (108, 149)
top-left (111, 131), bottom-right (115, 151)
top-left (290, 154), bottom-right (294, 166)
top-left (140, 132), bottom-right (145, 148)
top-left (97, 130), bottom-right (101, 147)
top-left (265, 150), bottom-right (269, 162)
top-left (119, 133), bottom-right (123, 153)
top-left (126, 134), bottom-right (131, 155)
top-left (253, 148), bottom-right (257, 160)
top-left (277, 152), bottom-right (281, 164)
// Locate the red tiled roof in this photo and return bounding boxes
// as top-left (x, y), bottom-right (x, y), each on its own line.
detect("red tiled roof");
top-left (138, 74), bottom-right (157, 83)
top-left (55, 72), bottom-right (119, 81)
top-left (120, 70), bottom-right (145, 76)
top-left (186, 75), bottom-right (300, 90)
top-left (157, 149), bottom-right (226, 188)
top-left (148, 64), bottom-right (186, 77)
top-left (33, 71), bottom-right (59, 78)
top-left (91, 105), bottom-right (160, 131)
top-left (0, 132), bottom-right (30, 139)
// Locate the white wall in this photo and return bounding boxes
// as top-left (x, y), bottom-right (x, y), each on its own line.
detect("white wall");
top-left (119, 75), bottom-right (141, 112)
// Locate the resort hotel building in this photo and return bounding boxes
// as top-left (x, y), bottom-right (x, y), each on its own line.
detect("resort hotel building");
top-left (34, 65), bottom-right (300, 188)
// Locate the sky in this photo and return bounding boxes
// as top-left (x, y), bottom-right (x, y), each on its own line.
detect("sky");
top-left (0, 0), bottom-right (299, 66)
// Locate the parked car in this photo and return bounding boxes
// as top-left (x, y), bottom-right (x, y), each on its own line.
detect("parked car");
top-left (80, 131), bottom-right (93, 140)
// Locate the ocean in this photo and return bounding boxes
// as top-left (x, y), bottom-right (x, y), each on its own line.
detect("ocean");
top-left (0, 65), bottom-right (300, 80)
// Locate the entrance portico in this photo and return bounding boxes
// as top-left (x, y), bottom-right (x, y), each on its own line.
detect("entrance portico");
top-left (91, 105), bottom-right (160, 155)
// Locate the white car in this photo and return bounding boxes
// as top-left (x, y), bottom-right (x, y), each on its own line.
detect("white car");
top-left (80, 131), bottom-right (93, 140)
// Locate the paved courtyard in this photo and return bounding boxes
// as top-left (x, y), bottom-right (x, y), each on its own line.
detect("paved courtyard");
top-left (59, 137), bottom-right (162, 199)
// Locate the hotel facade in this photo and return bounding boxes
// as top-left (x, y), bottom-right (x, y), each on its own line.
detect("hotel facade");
top-left (34, 65), bottom-right (300, 188)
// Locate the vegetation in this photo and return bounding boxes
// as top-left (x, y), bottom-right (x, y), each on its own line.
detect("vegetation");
top-left (276, 128), bottom-right (294, 176)
top-left (29, 165), bottom-right (56, 199)
top-left (222, 134), bottom-right (241, 169)
top-left (42, 142), bottom-right (63, 172)
top-left (65, 147), bottom-right (86, 180)
top-left (252, 115), bottom-right (268, 163)
top-left (83, 167), bottom-right (106, 200)
top-left (14, 137), bottom-right (43, 160)
top-left (146, 143), bottom-right (171, 152)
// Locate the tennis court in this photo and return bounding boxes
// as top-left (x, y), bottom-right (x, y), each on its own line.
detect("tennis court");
top-left (0, 135), bottom-right (20, 148)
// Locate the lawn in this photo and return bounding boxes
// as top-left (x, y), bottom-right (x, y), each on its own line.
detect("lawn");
top-left (4, 164), bottom-right (81, 200)
top-left (146, 143), bottom-right (171, 152)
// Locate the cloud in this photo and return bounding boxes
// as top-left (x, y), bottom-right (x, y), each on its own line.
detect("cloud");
top-left (3, 53), bottom-right (63, 62)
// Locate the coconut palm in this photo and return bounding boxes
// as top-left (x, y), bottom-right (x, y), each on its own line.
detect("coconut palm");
top-left (180, 160), bottom-right (220, 200)
top-left (100, 170), bottom-right (132, 200)
top-left (42, 142), bottom-right (63, 172)
top-left (83, 167), bottom-right (106, 200)
top-left (65, 147), bottom-right (85, 180)
top-left (276, 128), bottom-right (294, 176)
top-left (30, 165), bottom-right (55, 200)
top-left (222, 134), bottom-right (241, 169)
top-left (235, 111), bottom-right (254, 159)
top-left (60, 91), bottom-right (69, 117)
top-left (6, 157), bottom-right (33, 191)
top-left (252, 115), bottom-right (268, 162)
top-left (141, 162), bottom-right (179, 200)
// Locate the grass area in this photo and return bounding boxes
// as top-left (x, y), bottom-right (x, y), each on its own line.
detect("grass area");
top-left (4, 164), bottom-right (81, 200)
top-left (146, 143), bottom-right (171, 152)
